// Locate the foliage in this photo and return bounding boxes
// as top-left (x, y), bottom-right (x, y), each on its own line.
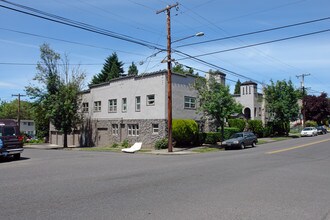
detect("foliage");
top-left (234, 79), bottom-right (241, 95)
top-left (0, 100), bottom-right (34, 120)
top-left (228, 118), bottom-right (246, 131)
top-left (204, 132), bottom-right (221, 144)
top-left (154, 138), bottom-right (168, 150)
top-left (305, 120), bottom-right (317, 127)
top-left (303, 93), bottom-right (330, 125)
top-left (172, 64), bottom-right (194, 75)
top-left (172, 119), bottom-right (199, 146)
top-left (247, 120), bottom-right (264, 137)
top-left (222, 127), bottom-right (241, 140)
top-left (194, 74), bottom-right (243, 138)
top-left (128, 62), bottom-right (138, 76)
top-left (91, 52), bottom-right (124, 84)
top-left (111, 143), bottom-right (119, 148)
top-left (264, 80), bottom-right (299, 136)
top-left (121, 139), bottom-right (130, 148)
top-left (26, 43), bottom-right (85, 147)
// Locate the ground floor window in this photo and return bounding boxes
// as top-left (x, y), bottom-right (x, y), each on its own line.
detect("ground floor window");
top-left (112, 124), bottom-right (119, 135)
top-left (152, 124), bottom-right (159, 134)
top-left (128, 124), bottom-right (139, 136)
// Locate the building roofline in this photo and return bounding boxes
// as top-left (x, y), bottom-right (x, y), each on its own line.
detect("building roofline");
top-left (241, 81), bottom-right (257, 86)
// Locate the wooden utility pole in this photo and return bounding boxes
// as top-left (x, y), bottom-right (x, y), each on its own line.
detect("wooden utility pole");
top-left (12, 93), bottom-right (26, 132)
top-left (296, 74), bottom-right (310, 127)
top-left (156, 2), bottom-right (178, 153)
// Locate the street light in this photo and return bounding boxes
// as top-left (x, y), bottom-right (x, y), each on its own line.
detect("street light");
top-left (172, 32), bottom-right (205, 43)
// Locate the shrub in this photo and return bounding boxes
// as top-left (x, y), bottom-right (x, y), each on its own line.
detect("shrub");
top-left (204, 132), bottom-right (222, 144)
top-left (305, 120), bottom-right (317, 127)
top-left (111, 143), bottom-right (119, 148)
top-left (228, 119), bottom-right (246, 132)
top-left (121, 139), bottom-right (130, 148)
top-left (247, 120), bottom-right (264, 137)
top-left (223, 127), bottom-right (240, 140)
top-left (154, 138), bottom-right (168, 150)
top-left (172, 119), bottom-right (199, 146)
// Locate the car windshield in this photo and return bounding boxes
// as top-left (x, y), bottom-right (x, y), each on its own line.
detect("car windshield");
top-left (303, 128), bottom-right (312, 131)
top-left (231, 133), bottom-right (243, 138)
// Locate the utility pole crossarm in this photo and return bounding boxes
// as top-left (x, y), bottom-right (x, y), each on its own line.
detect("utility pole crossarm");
top-left (156, 2), bottom-right (179, 14)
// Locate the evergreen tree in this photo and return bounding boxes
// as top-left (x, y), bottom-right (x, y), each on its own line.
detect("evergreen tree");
top-left (128, 62), bottom-right (138, 76)
top-left (91, 53), bottom-right (124, 84)
top-left (234, 80), bottom-right (241, 94)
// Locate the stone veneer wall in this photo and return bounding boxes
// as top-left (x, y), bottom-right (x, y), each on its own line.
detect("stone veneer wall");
top-left (92, 119), bottom-right (167, 149)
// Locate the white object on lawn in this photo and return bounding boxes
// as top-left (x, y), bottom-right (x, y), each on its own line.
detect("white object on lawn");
top-left (121, 142), bottom-right (142, 153)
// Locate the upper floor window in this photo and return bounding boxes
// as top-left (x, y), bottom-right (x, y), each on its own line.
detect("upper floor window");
top-left (184, 96), bottom-right (196, 109)
top-left (128, 124), bottom-right (139, 136)
top-left (147, 94), bottom-right (155, 106)
top-left (94, 101), bottom-right (101, 112)
top-left (135, 96), bottom-right (141, 112)
top-left (122, 98), bottom-right (127, 112)
top-left (108, 99), bottom-right (117, 113)
top-left (82, 102), bottom-right (89, 113)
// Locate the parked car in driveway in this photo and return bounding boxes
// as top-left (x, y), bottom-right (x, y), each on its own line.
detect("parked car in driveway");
top-left (300, 127), bottom-right (318, 137)
top-left (222, 132), bottom-right (258, 150)
top-left (0, 119), bottom-right (24, 160)
top-left (316, 126), bottom-right (328, 135)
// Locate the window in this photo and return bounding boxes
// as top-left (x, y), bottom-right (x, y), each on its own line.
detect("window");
top-left (152, 124), bottom-right (159, 134)
top-left (82, 102), bottom-right (89, 113)
top-left (128, 124), bottom-right (139, 136)
top-left (122, 98), bottom-right (127, 112)
top-left (184, 96), bottom-right (196, 109)
top-left (28, 122), bottom-right (34, 126)
top-left (108, 99), bottom-right (117, 113)
top-left (135, 96), bottom-right (141, 112)
top-left (147, 94), bottom-right (155, 106)
top-left (94, 101), bottom-right (101, 112)
top-left (112, 124), bottom-right (119, 135)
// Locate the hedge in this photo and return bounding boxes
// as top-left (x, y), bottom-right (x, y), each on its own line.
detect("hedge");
top-left (228, 118), bottom-right (246, 131)
top-left (172, 119), bottom-right (199, 146)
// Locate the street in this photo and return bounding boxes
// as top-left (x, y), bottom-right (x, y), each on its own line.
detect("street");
top-left (1, 135), bottom-right (330, 220)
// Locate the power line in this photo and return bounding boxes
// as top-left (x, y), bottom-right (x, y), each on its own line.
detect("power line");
top-left (0, 0), bottom-right (164, 50)
top-left (176, 28), bottom-right (330, 59)
top-left (177, 15), bottom-right (330, 48)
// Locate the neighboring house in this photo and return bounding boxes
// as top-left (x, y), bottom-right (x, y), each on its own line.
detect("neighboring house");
top-left (50, 70), bottom-right (204, 148)
top-left (20, 120), bottom-right (36, 136)
top-left (233, 81), bottom-right (267, 124)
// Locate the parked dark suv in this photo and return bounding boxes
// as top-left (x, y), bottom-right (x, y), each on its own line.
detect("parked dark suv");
top-left (0, 119), bottom-right (24, 160)
top-left (222, 132), bottom-right (258, 150)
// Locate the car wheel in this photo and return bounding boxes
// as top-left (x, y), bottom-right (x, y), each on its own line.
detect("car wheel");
top-left (13, 153), bottom-right (20, 160)
top-left (252, 141), bottom-right (257, 148)
top-left (240, 143), bottom-right (245, 149)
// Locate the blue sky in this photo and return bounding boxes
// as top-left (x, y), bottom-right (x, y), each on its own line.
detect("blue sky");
top-left (1, 0), bottom-right (329, 102)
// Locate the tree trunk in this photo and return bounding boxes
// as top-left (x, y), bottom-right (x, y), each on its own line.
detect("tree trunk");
top-left (63, 131), bottom-right (68, 148)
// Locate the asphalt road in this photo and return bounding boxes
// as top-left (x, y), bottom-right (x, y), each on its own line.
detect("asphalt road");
top-left (1, 134), bottom-right (330, 220)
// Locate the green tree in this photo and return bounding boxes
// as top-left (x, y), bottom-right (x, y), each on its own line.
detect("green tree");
top-left (26, 44), bottom-right (85, 147)
top-left (264, 80), bottom-right (299, 135)
top-left (172, 64), bottom-right (194, 75)
top-left (128, 62), bottom-right (138, 76)
top-left (0, 100), bottom-right (34, 120)
top-left (234, 79), bottom-right (241, 95)
top-left (91, 52), bottom-right (124, 84)
top-left (194, 75), bottom-right (242, 139)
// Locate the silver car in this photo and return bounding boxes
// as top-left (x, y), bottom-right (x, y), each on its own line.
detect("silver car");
top-left (300, 127), bottom-right (318, 137)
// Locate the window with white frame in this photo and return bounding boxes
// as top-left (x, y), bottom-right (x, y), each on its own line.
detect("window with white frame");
top-left (82, 102), bottom-right (89, 113)
top-left (93, 101), bottom-right (101, 112)
top-left (122, 98), bottom-right (127, 112)
top-left (135, 96), bottom-right (141, 112)
top-left (108, 99), bottom-right (117, 113)
top-left (152, 124), bottom-right (159, 134)
top-left (184, 96), bottom-right (196, 109)
top-left (128, 124), bottom-right (139, 136)
top-left (146, 94), bottom-right (155, 106)
top-left (112, 124), bottom-right (119, 135)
